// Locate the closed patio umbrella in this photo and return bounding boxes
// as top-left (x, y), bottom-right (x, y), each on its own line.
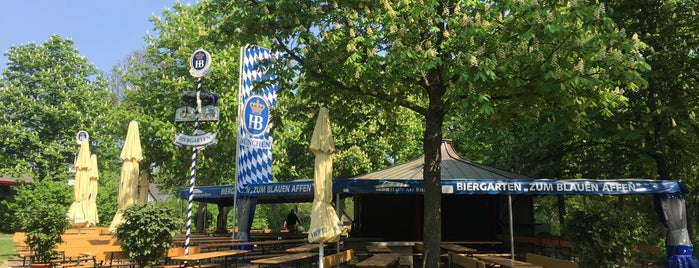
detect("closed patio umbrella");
top-left (67, 139), bottom-right (91, 228)
top-left (307, 108), bottom-right (344, 268)
top-left (84, 154), bottom-right (99, 227)
top-left (110, 121), bottom-right (143, 232)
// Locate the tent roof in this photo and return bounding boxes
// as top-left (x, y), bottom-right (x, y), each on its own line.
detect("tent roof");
top-left (0, 175), bottom-right (32, 187)
top-left (180, 140), bottom-right (686, 203)
top-left (351, 139), bottom-right (532, 181)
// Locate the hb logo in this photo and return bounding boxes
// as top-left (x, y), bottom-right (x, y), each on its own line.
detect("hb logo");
top-left (243, 96), bottom-right (270, 136)
top-left (193, 52), bottom-right (206, 69)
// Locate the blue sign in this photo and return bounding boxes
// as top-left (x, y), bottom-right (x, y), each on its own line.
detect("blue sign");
top-left (189, 48), bottom-right (212, 77)
top-left (242, 95), bottom-right (271, 137)
top-left (181, 179), bottom-right (685, 201)
top-left (180, 180), bottom-right (314, 199)
top-left (338, 179), bottom-right (684, 195)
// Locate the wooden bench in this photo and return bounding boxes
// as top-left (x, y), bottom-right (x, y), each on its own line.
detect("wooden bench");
top-left (322, 249), bottom-right (354, 267)
top-left (477, 255), bottom-right (543, 268)
top-left (636, 245), bottom-right (662, 268)
top-left (355, 253), bottom-right (401, 268)
top-left (168, 249), bottom-right (249, 268)
top-left (250, 252), bottom-right (318, 267)
top-left (18, 250), bottom-right (35, 266)
top-left (441, 244), bottom-right (477, 255)
top-left (52, 253), bottom-right (100, 268)
top-left (285, 243), bottom-right (320, 253)
top-left (448, 252), bottom-right (486, 268)
top-left (78, 247), bottom-right (137, 268)
top-left (525, 253), bottom-right (578, 268)
top-left (367, 245), bottom-right (392, 255)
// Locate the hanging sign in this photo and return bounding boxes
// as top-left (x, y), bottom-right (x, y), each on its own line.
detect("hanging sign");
top-left (174, 130), bottom-right (217, 148)
top-left (76, 131), bottom-right (89, 144)
top-left (189, 48), bottom-right (212, 78)
top-left (175, 106), bottom-right (220, 122)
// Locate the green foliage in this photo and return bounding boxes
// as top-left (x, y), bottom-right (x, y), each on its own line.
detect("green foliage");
top-left (0, 34), bottom-right (124, 231)
top-left (1, 180), bottom-right (72, 233)
top-left (116, 2), bottom-right (244, 194)
top-left (251, 215), bottom-right (269, 230)
top-left (217, 1), bottom-right (649, 265)
top-left (251, 203), bottom-right (314, 232)
top-left (16, 202), bottom-right (70, 263)
top-left (562, 199), bottom-right (646, 268)
top-left (0, 35), bottom-right (118, 183)
top-left (115, 203), bottom-right (181, 268)
top-left (95, 173), bottom-right (119, 227)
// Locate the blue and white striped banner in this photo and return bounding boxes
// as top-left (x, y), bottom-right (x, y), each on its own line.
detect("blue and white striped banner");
top-left (236, 45), bottom-right (278, 193)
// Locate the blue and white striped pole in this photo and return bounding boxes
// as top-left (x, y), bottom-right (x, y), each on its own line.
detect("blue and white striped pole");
top-left (185, 78), bottom-right (203, 256)
top-left (184, 48), bottom-right (211, 257)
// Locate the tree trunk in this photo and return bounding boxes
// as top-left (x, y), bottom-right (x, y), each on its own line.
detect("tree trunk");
top-left (557, 195), bottom-right (566, 226)
top-left (195, 162), bottom-right (213, 234)
top-left (422, 82), bottom-right (445, 267)
top-left (196, 201), bottom-right (208, 233)
top-left (215, 203), bottom-right (228, 234)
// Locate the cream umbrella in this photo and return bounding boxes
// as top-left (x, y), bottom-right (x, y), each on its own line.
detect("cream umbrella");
top-left (84, 154), bottom-right (99, 227)
top-left (109, 121), bottom-right (143, 232)
top-left (67, 138), bottom-right (91, 228)
top-left (307, 108), bottom-right (344, 268)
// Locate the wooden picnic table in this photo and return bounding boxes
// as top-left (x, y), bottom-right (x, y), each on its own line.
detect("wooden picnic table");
top-left (196, 238), bottom-right (307, 253)
top-left (477, 255), bottom-right (543, 268)
top-left (366, 245), bottom-right (392, 254)
top-left (173, 238), bottom-right (240, 247)
top-left (80, 247), bottom-right (135, 268)
top-left (440, 243), bottom-right (477, 254)
top-left (169, 249), bottom-right (249, 268)
top-left (355, 253), bottom-right (401, 268)
top-left (368, 242), bottom-right (416, 268)
top-left (285, 243), bottom-right (320, 253)
top-left (250, 252), bottom-right (318, 267)
top-left (446, 241), bottom-right (503, 246)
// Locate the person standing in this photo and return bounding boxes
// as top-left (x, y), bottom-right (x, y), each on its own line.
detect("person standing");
top-left (285, 209), bottom-right (300, 233)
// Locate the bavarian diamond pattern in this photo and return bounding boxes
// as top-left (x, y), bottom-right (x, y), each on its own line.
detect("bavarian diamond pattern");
top-left (236, 45), bottom-right (278, 192)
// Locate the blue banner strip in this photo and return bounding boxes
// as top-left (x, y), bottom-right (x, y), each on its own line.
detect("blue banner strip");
top-left (181, 179), bottom-right (683, 199)
top-left (338, 179), bottom-right (682, 195)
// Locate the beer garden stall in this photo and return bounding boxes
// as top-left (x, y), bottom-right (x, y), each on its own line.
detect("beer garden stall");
top-left (181, 141), bottom-right (699, 266)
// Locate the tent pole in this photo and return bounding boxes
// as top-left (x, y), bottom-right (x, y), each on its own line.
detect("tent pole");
top-left (508, 194), bottom-right (514, 260)
top-left (232, 189), bottom-right (237, 239)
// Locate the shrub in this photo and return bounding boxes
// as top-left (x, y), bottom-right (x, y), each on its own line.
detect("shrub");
top-left (115, 203), bottom-right (181, 268)
top-left (16, 202), bottom-right (70, 264)
top-left (563, 204), bottom-right (646, 268)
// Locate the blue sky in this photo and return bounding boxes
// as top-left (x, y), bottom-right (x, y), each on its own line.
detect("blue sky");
top-left (1, 1), bottom-right (186, 73)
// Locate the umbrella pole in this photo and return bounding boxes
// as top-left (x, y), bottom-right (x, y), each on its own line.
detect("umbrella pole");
top-left (319, 243), bottom-right (324, 268)
top-left (336, 193), bottom-right (341, 253)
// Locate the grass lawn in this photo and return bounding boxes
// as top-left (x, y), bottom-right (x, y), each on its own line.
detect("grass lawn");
top-left (0, 233), bottom-right (17, 264)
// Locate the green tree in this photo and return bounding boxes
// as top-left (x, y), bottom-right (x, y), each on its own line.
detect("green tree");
top-left (1, 180), bottom-right (72, 232)
top-left (119, 3), bottom-right (244, 232)
top-left (599, 0), bottom-right (699, 241)
top-left (125, 2), bottom-right (423, 233)
top-left (563, 199), bottom-right (646, 268)
top-left (0, 35), bottom-right (119, 183)
top-left (451, 0), bottom-right (699, 246)
top-left (215, 1), bottom-right (648, 265)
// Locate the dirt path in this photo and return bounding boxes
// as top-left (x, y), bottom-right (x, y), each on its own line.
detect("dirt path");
top-left (0, 258), bottom-right (23, 268)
